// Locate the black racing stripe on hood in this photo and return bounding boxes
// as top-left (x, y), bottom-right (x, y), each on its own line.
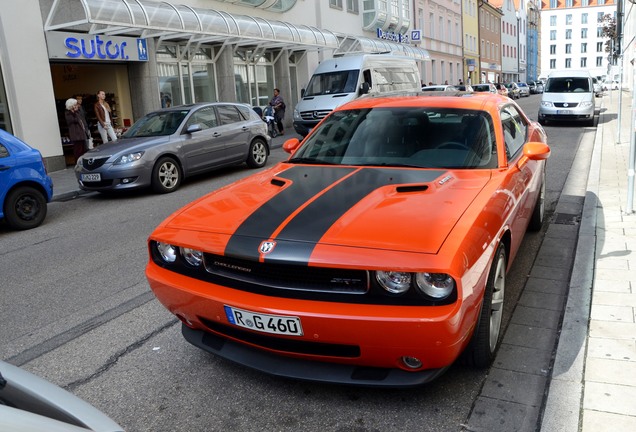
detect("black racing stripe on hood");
top-left (262, 168), bottom-right (444, 263)
top-left (224, 166), bottom-right (356, 260)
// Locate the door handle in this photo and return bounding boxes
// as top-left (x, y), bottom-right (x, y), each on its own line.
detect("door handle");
top-left (0, 165), bottom-right (10, 172)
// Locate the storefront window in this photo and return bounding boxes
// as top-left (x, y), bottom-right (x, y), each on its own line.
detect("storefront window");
top-left (158, 63), bottom-right (181, 107)
top-left (0, 62), bottom-right (11, 133)
top-left (182, 64), bottom-right (192, 105)
top-left (191, 64), bottom-right (217, 103)
top-left (234, 51), bottom-right (275, 108)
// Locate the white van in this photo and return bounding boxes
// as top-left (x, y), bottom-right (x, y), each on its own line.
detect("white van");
top-left (538, 70), bottom-right (595, 126)
top-left (292, 54), bottom-right (421, 136)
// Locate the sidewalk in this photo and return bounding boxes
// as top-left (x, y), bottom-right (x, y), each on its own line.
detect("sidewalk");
top-left (541, 89), bottom-right (636, 432)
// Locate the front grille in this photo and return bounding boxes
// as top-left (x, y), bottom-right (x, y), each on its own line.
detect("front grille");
top-left (82, 157), bottom-right (109, 170)
top-left (204, 253), bottom-right (368, 294)
top-left (554, 102), bottom-right (579, 108)
top-left (200, 318), bottom-right (361, 358)
top-left (299, 109), bottom-right (332, 121)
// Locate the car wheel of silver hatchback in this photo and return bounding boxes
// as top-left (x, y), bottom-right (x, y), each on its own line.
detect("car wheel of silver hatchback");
top-left (152, 157), bottom-right (182, 194)
top-left (246, 138), bottom-right (268, 168)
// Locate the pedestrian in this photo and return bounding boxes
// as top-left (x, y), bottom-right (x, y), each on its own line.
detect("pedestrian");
top-left (268, 88), bottom-right (285, 136)
top-left (64, 98), bottom-right (89, 161)
top-left (94, 90), bottom-right (118, 143)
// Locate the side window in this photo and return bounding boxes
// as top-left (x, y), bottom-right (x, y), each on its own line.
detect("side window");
top-left (501, 106), bottom-right (527, 159)
top-left (217, 105), bottom-right (243, 125)
top-left (236, 104), bottom-right (251, 120)
top-left (0, 143), bottom-right (8, 158)
top-left (186, 106), bottom-right (218, 131)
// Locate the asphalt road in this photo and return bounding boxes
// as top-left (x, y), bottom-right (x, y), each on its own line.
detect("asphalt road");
top-left (0, 93), bottom-right (592, 431)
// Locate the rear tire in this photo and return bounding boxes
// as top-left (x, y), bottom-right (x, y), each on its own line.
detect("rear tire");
top-left (528, 170), bottom-right (546, 231)
top-left (4, 186), bottom-right (47, 230)
top-left (461, 243), bottom-right (506, 368)
top-left (151, 157), bottom-right (182, 193)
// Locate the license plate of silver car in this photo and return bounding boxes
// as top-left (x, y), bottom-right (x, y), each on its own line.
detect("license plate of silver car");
top-left (557, 110), bottom-right (572, 114)
top-left (81, 173), bottom-right (101, 182)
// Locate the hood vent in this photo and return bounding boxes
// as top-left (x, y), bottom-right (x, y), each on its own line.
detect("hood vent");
top-left (396, 184), bottom-right (428, 193)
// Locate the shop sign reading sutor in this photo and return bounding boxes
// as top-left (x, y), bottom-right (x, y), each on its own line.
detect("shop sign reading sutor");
top-left (45, 31), bottom-right (148, 62)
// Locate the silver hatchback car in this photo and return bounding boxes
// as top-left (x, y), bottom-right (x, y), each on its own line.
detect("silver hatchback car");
top-left (75, 102), bottom-right (271, 194)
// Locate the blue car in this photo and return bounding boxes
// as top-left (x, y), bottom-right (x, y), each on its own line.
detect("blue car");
top-left (0, 128), bottom-right (53, 230)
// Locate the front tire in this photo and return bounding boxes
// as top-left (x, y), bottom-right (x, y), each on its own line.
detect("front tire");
top-left (461, 243), bottom-right (506, 368)
top-left (4, 186), bottom-right (47, 230)
top-left (151, 157), bottom-right (182, 193)
top-left (246, 138), bottom-right (268, 168)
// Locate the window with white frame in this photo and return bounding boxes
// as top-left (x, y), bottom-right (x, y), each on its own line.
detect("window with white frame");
top-left (550, 59), bottom-right (556, 68)
top-left (330, 0), bottom-right (343, 8)
top-left (566, 0), bottom-right (573, 7)
top-left (581, 43), bottom-right (587, 53)
top-left (581, 58), bottom-right (587, 67)
top-left (566, 29), bottom-right (572, 39)
top-left (566, 14), bottom-right (572, 25)
top-left (596, 57), bottom-right (602, 66)
top-left (597, 27), bottom-right (603, 37)
top-left (582, 13), bottom-right (588, 24)
top-left (582, 28), bottom-right (588, 38)
top-left (565, 58), bottom-right (571, 68)
top-left (597, 42), bottom-right (603, 52)
top-left (550, 0), bottom-right (557, 7)
top-left (550, 30), bottom-right (556, 40)
top-left (550, 44), bottom-right (556, 54)
top-left (347, 0), bottom-right (359, 13)
top-left (550, 15), bottom-right (556, 26)
top-left (566, 44), bottom-right (572, 54)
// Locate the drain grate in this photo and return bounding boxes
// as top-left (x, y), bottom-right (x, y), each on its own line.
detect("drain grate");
top-left (553, 212), bottom-right (581, 225)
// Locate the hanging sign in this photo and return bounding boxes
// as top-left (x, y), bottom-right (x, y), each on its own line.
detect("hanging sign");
top-left (46, 31), bottom-right (148, 62)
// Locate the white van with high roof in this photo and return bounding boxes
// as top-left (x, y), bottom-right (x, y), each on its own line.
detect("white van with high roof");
top-left (538, 70), bottom-right (595, 126)
top-left (292, 54), bottom-right (421, 136)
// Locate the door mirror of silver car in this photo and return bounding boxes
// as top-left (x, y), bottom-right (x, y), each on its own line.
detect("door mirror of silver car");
top-left (186, 124), bottom-right (202, 134)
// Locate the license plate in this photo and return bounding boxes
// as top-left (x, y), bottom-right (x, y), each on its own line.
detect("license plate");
top-left (81, 173), bottom-right (101, 182)
top-left (557, 110), bottom-right (572, 114)
top-left (224, 305), bottom-right (303, 336)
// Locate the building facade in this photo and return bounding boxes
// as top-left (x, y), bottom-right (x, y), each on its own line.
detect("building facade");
top-left (0, 0), bottom-right (430, 171)
top-left (539, 0), bottom-right (617, 80)
top-left (479, 0), bottom-right (504, 83)
top-left (462, 0), bottom-right (481, 85)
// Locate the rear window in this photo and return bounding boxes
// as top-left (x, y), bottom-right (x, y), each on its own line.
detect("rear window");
top-left (545, 77), bottom-right (591, 93)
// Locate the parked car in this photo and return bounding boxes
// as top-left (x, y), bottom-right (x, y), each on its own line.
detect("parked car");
top-left (527, 81), bottom-right (537, 94)
top-left (602, 80), bottom-right (619, 90)
top-left (472, 83), bottom-right (498, 94)
top-left (455, 85), bottom-right (474, 92)
top-left (517, 82), bottom-right (530, 97)
top-left (421, 85), bottom-right (459, 92)
top-left (538, 70), bottom-right (596, 126)
top-left (75, 102), bottom-right (271, 194)
top-left (505, 82), bottom-right (521, 99)
top-left (495, 83), bottom-right (509, 97)
top-left (0, 128), bottom-right (53, 230)
top-left (146, 92), bottom-right (550, 387)
top-left (0, 360), bottom-right (123, 431)
top-left (535, 81), bottom-right (545, 94)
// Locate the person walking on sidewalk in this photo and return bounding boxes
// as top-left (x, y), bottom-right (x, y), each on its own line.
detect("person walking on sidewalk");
top-left (268, 88), bottom-right (285, 136)
top-left (94, 90), bottom-right (118, 144)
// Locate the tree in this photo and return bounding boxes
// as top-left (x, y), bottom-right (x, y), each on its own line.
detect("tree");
top-left (599, 14), bottom-right (619, 62)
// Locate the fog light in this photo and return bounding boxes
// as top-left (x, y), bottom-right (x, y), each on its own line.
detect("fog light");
top-left (401, 356), bottom-right (423, 369)
top-left (121, 177), bottom-right (137, 184)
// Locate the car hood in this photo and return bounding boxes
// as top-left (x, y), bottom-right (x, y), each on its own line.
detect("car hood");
top-left (160, 164), bottom-right (491, 259)
top-left (84, 135), bottom-right (172, 157)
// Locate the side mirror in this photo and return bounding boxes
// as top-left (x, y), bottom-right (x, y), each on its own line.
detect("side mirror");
top-left (282, 138), bottom-right (301, 154)
top-left (300, 88), bottom-right (306, 97)
top-left (360, 82), bottom-right (370, 95)
top-left (186, 124), bottom-right (202, 134)
top-left (518, 141), bottom-right (551, 169)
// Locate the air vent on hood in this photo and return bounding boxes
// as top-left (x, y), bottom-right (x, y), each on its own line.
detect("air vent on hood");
top-left (395, 185), bottom-right (428, 193)
top-left (271, 178), bottom-right (286, 187)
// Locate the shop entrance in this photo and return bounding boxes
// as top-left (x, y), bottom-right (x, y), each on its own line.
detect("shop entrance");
top-left (50, 62), bottom-right (133, 165)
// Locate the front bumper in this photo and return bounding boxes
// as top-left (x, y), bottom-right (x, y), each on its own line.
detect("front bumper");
top-left (146, 261), bottom-right (475, 387)
top-left (75, 160), bottom-right (153, 191)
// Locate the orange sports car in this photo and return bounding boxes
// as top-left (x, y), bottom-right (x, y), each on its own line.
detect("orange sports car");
top-left (146, 92), bottom-right (550, 387)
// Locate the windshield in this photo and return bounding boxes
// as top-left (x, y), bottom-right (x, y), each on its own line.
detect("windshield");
top-left (123, 110), bottom-right (189, 138)
top-left (288, 107), bottom-right (498, 169)
top-left (545, 77), bottom-right (591, 93)
top-left (304, 70), bottom-right (360, 97)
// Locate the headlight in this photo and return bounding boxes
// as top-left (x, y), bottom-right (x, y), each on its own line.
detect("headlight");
top-left (293, 109), bottom-right (301, 120)
top-left (114, 152), bottom-right (144, 165)
top-left (415, 273), bottom-right (455, 299)
top-left (580, 101), bottom-right (594, 107)
top-left (540, 101), bottom-right (554, 108)
top-left (156, 242), bottom-right (177, 263)
top-left (181, 247), bottom-right (203, 267)
top-left (376, 271), bottom-right (411, 294)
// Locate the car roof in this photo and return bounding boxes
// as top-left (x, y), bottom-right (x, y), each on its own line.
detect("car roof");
top-left (339, 92), bottom-right (508, 112)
